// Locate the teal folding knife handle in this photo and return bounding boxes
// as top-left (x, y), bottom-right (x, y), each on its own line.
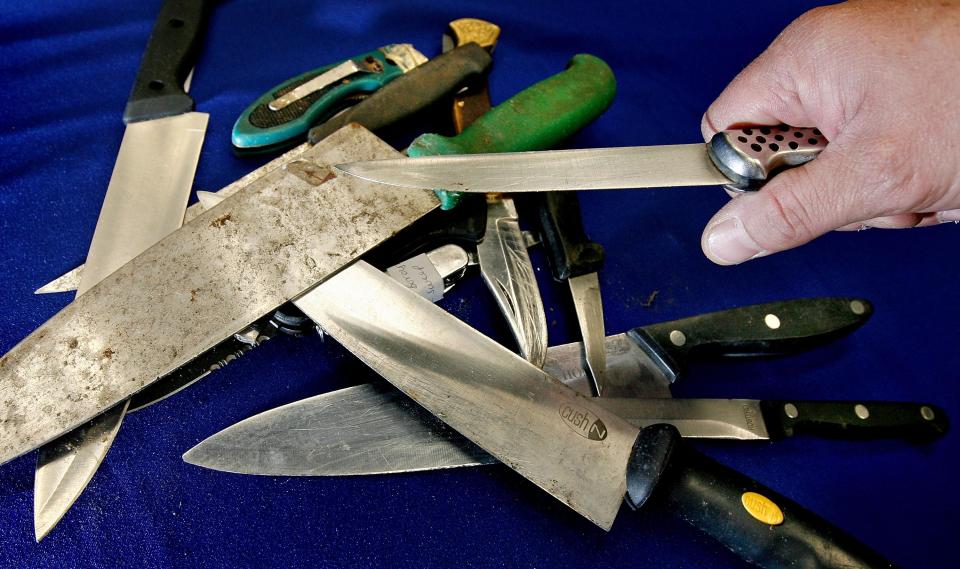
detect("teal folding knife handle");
top-left (408, 53), bottom-right (617, 209)
top-left (232, 44), bottom-right (426, 154)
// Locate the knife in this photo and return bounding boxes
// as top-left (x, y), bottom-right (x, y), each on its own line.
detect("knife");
top-left (444, 18), bottom-right (549, 366)
top-left (535, 191), bottom-right (607, 393)
top-left (184, 298), bottom-right (950, 476)
top-left (34, 42), bottom-right (493, 296)
top-left (334, 125), bottom-right (826, 196)
top-left (33, 0), bottom-right (212, 541)
top-left (289, 261), bottom-right (894, 568)
top-left (232, 44), bottom-right (428, 154)
top-left (0, 54), bottom-right (616, 468)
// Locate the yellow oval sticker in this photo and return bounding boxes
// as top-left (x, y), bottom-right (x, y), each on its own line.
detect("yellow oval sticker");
top-left (741, 492), bottom-right (785, 526)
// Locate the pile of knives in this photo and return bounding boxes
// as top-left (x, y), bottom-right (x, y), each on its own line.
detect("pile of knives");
top-left (0, 3), bottom-right (949, 568)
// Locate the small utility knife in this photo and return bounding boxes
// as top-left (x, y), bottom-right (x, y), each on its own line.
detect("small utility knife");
top-left (232, 44), bottom-right (427, 154)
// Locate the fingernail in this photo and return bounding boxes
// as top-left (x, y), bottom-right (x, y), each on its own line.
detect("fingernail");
top-left (937, 209), bottom-right (960, 223)
top-left (704, 217), bottom-right (766, 265)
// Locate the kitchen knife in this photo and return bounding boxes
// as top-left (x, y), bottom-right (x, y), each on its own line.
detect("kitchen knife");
top-left (0, 54), bottom-right (618, 468)
top-left (444, 18), bottom-right (549, 366)
top-left (289, 261), bottom-right (893, 568)
top-left (334, 125), bottom-right (826, 197)
top-left (185, 298), bottom-right (935, 477)
top-left (34, 0), bottom-right (212, 541)
top-left (232, 44), bottom-right (427, 154)
top-left (535, 191), bottom-right (607, 393)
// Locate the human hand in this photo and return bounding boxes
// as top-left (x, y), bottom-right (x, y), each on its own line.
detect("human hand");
top-left (700, 0), bottom-right (960, 265)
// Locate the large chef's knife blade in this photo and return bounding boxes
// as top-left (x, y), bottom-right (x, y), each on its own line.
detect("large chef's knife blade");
top-left (0, 126), bottom-right (438, 468)
top-left (335, 126), bottom-right (827, 194)
top-left (34, 0), bottom-right (212, 541)
top-left (1, 54), bottom-right (622, 467)
top-left (289, 262), bottom-right (892, 567)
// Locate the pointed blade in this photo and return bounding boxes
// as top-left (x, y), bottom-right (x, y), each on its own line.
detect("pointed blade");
top-left (476, 196), bottom-right (547, 366)
top-left (568, 273), bottom-right (606, 395)
top-left (33, 400), bottom-right (129, 541)
top-left (292, 261), bottom-right (640, 529)
top-left (0, 126), bottom-right (438, 466)
top-left (335, 144), bottom-right (732, 193)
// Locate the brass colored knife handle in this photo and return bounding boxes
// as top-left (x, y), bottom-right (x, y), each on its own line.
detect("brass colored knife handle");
top-left (708, 126), bottom-right (826, 191)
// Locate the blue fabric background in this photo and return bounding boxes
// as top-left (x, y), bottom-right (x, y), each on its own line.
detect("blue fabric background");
top-left (1, 1), bottom-right (957, 567)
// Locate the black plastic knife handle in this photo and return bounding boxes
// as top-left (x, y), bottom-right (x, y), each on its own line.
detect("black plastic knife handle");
top-left (627, 424), bottom-right (895, 569)
top-left (760, 400), bottom-right (948, 441)
top-left (308, 43), bottom-right (492, 144)
top-left (123, 0), bottom-right (212, 123)
top-left (535, 192), bottom-right (604, 281)
top-left (635, 297), bottom-right (873, 377)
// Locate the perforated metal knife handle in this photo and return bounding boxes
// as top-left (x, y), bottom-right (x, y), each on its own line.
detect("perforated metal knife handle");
top-left (707, 126), bottom-right (826, 191)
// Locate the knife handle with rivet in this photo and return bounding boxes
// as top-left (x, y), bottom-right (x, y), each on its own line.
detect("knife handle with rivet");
top-left (708, 126), bottom-right (826, 192)
top-left (123, 0), bottom-right (212, 123)
top-left (760, 400), bottom-right (949, 441)
top-left (636, 297), bottom-right (873, 379)
top-left (535, 192), bottom-right (604, 280)
top-left (627, 424), bottom-right (894, 569)
top-left (410, 53), bottom-right (617, 209)
top-left (308, 43), bottom-right (492, 144)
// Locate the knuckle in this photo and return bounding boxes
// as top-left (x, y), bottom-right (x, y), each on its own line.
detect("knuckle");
top-left (761, 179), bottom-right (820, 246)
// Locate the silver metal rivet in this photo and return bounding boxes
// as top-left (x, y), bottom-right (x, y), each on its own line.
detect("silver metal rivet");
top-left (921, 406), bottom-right (935, 421)
top-left (764, 314), bottom-right (781, 329)
top-left (784, 403), bottom-right (798, 419)
top-left (850, 300), bottom-right (866, 315)
top-left (854, 404), bottom-right (870, 420)
top-left (669, 330), bottom-right (686, 347)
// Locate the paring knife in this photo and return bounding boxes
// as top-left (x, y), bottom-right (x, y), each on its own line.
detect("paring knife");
top-left (184, 298), bottom-right (947, 476)
top-left (232, 44), bottom-right (427, 154)
top-left (34, 42), bottom-right (493, 296)
top-left (334, 124), bottom-right (827, 198)
top-left (535, 191), bottom-right (608, 393)
top-left (34, 0), bottom-right (212, 542)
top-left (444, 18), bottom-right (549, 366)
top-left (289, 261), bottom-right (895, 568)
top-left (0, 55), bottom-right (616, 468)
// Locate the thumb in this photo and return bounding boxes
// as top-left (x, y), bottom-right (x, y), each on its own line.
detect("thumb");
top-left (701, 150), bottom-right (868, 265)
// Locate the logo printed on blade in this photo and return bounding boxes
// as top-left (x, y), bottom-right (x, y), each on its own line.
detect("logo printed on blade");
top-left (559, 403), bottom-right (608, 441)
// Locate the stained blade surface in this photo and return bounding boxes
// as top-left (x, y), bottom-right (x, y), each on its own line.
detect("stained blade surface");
top-left (336, 144), bottom-right (732, 193)
top-left (0, 127), bottom-right (438, 466)
top-left (477, 196), bottom-right (547, 366)
top-left (292, 261), bottom-right (640, 529)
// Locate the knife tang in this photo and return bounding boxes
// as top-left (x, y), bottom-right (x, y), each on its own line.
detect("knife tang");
top-left (760, 400), bottom-right (948, 441)
top-left (123, 0), bottom-right (212, 123)
top-left (535, 192), bottom-right (604, 280)
top-left (636, 297), bottom-right (873, 377)
top-left (629, 425), bottom-right (893, 569)
top-left (308, 43), bottom-right (492, 144)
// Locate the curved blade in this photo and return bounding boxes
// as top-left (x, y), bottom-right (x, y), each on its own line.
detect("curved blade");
top-left (33, 400), bottom-right (129, 541)
top-left (293, 261), bottom-right (639, 530)
top-left (477, 197), bottom-right (547, 366)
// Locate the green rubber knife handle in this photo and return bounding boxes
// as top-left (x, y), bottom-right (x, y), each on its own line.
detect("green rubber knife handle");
top-left (408, 53), bottom-right (617, 209)
top-left (232, 47), bottom-right (410, 154)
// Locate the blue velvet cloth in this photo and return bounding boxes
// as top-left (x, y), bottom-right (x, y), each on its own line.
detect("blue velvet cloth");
top-left (0, 1), bottom-right (957, 567)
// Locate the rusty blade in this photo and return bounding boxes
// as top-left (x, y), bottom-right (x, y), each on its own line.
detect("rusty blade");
top-left (0, 125), bottom-right (439, 466)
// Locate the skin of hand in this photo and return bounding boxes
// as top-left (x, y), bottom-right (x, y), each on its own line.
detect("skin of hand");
top-left (700, 0), bottom-right (960, 265)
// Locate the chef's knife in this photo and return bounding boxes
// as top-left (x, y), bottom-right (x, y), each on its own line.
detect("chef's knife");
top-left (0, 54), bottom-right (618, 467)
top-left (335, 125), bottom-right (826, 196)
top-left (232, 44), bottom-right (427, 154)
top-left (444, 18), bottom-right (549, 366)
top-left (33, 0), bottom-right (212, 541)
top-left (535, 191), bottom-right (607, 393)
top-left (183, 297), bottom-right (945, 477)
top-left (289, 261), bottom-right (893, 568)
